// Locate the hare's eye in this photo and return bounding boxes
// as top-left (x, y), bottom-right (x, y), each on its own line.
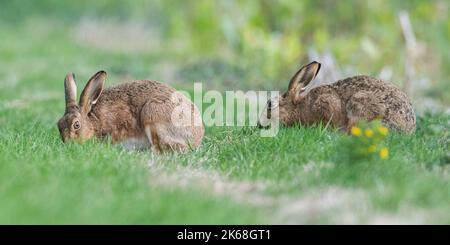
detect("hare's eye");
top-left (73, 121), bottom-right (81, 130)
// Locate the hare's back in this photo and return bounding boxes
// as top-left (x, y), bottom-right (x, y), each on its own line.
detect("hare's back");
top-left (328, 75), bottom-right (399, 100)
top-left (98, 80), bottom-right (177, 108)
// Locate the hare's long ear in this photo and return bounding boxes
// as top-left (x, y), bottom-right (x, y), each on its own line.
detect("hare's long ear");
top-left (64, 73), bottom-right (78, 111)
top-left (79, 71), bottom-right (106, 114)
top-left (287, 61), bottom-right (321, 103)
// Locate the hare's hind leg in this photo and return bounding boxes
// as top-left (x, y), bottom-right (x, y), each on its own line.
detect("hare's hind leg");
top-left (141, 100), bottom-right (190, 153)
top-left (144, 121), bottom-right (189, 154)
top-left (345, 91), bottom-right (386, 132)
top-left (144, 124), bottom-right (188, 153)
top-left (149, 123), bottom-right (190, 153)
top-left (144, 125), bottom-right (162, 153)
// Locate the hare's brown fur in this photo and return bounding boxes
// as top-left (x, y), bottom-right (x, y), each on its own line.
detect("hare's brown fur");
top-left (259, 62), bottom-right (416, 133)
top-left (90, 81), bottom-right (203, 149)
top-left (57, 72), bottom-right (204, 153)
top-left (297, 76), bottom-right (415, 132)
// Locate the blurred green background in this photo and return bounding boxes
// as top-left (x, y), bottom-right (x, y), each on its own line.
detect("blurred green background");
top-left (1, 0), bottom-right (449, 106)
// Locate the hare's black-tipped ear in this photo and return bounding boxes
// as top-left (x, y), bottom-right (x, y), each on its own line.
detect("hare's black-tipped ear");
top-left (64, 73), bottom-right (77, 111)
top-left (79, 70), bottom-right (106, 114)
top-left (288, 61), bottom-right (321, 102)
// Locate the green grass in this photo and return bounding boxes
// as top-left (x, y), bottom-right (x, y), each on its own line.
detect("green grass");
top-left (1, 98), bottom-right (449, 223)
top-left (0, 105), bottom-right (450, 223)
top-left (0, 2), bottom-right (449, 224)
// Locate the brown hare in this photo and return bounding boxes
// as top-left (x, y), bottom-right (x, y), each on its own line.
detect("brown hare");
top-left (259, 61), bottom-right (416, 133)
top-left (57, 71), bottom-right (204, 153)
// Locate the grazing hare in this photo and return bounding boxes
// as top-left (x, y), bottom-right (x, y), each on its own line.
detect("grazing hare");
top-left (259, 61), bottom-right (416, 133)
top-left (57, 71), bottom-right (204, 153)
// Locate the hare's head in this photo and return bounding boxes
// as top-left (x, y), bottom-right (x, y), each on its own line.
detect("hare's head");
top-left (258, 61), bottom-right (321, 127)
top-left (57, 71), bottom-right (106, 143)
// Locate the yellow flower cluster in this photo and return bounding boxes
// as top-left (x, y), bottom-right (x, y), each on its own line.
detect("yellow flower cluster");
top-left (351, 126), bottom-right (388, 137)
top-left (350, 122), bottom-right (390, 160)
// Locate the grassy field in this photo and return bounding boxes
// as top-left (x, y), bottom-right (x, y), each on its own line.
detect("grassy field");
top-left (0, 1), bottom-right (449, 224)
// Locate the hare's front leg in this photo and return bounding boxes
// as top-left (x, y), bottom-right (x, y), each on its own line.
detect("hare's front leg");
top-left (345, 91), bottom-right (386, 132)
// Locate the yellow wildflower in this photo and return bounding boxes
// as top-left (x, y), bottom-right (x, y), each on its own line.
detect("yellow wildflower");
top-left (351, 127), bottom-right (362, 136)
top-left (367, 145), bottom-right (376, 153)
top-left (365, 129), bottom-right (374, 138)
top-left (379, 147), bottom-right (389, 159)
top-left (378, 126), bottom-right (389, 136)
